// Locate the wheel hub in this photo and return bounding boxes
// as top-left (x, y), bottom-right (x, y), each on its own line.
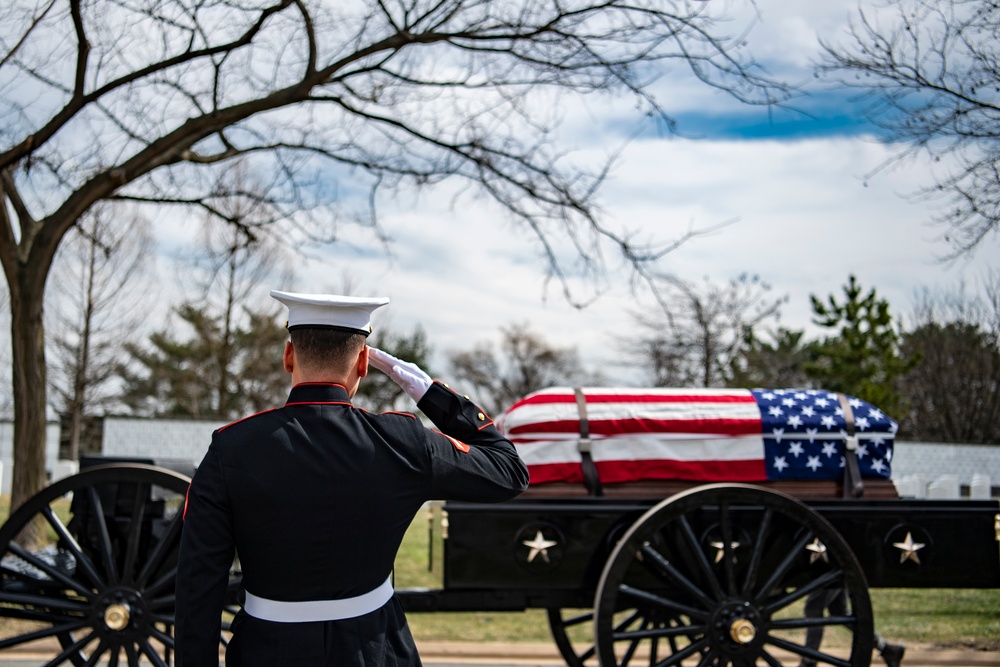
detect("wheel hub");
top-left (711, 600), bottom-right (764, 656)
top-left (103, 603), bottom-right (130, 631)
top-left (94, 588), bottom-right (148, 640)
top-left (729, 617), bottom-right (756, 644)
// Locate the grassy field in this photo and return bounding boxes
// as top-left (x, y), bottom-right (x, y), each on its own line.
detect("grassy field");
top-left (0, 497), bottom-right (997, 650)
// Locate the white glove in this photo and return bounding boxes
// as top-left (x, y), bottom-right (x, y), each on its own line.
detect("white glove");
top-left (368, 347), bottom-right (433, 403)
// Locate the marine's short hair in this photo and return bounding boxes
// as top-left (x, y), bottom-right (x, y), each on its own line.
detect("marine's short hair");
top-left (289, 328), bottom-right (367, 375)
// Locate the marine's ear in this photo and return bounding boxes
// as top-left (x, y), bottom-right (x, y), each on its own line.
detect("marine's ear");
top-left (357, 344), bottom-right (369, 378)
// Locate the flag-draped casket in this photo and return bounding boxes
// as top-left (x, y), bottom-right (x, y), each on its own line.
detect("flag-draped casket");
top-left (496, 387), bottom-right (897, 486)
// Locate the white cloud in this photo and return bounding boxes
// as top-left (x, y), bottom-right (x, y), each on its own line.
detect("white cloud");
top-left (136, 0), bottom-right (1000, 394)
top-left (274, 130), bottom-right (999, 389)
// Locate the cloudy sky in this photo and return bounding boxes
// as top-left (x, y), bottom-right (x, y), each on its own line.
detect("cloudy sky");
top-left (154, 0), bottom-right (999, 385)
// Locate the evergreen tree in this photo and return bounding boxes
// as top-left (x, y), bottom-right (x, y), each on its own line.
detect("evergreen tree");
top-left (118, 303), bottom-right (287, 419)
top-left (726, 328), bottom-right (813, 390)
top-left (806, 275), bottom-right (917, 416)
top-left (354, 326), bottom-right (435, 414)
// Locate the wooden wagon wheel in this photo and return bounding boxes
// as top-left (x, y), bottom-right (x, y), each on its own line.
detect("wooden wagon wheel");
top-left (594, 484), bottom-right (874, 667)
top-left (0, 464), bottom-right (240, 666)
top-left (548, 607), bottom-right (596, 666)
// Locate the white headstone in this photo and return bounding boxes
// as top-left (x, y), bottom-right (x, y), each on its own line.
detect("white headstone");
top-left (970, 473), bottom-right (992, 499)
top-left (51, 459), bottom-right (79, 483)
top-left (928, 474), bottom-right (960, 499)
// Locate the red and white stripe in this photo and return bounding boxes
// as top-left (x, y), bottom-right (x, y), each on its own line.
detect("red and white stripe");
top-left (498, 387), bottom-right (767, 485)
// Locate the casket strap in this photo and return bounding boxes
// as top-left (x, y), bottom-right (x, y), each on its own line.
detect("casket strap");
top-left (574, 388), bottom-right (603, 497)
top-left (837, 393), bottom-right (865, 499)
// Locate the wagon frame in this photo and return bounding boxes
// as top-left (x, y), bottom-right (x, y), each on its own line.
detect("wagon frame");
top-left (0, 455), bottom-right (996, 666)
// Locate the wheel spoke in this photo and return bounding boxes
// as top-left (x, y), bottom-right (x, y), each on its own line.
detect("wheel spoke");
top-left (148, 592), bottom-right (177, 612)
top-left (763, 569), bottom-right (844, 615)
top-left (560, 610), bottom-right (593, 627)
top-left (766, 633), bottom-right (851, 667)
top-left (618, 616), bottom-right (649, 666)
top-left (140, 637), bottom-right (170, 667)
top-left (677, 515), bottom-right (724, 602)
top-left (0, 619), bottom-right (91, 649)
top-left (614, 623), bottom-right (703, 642)
top-left (136, 510), bottom-right (183, 590)
top-left (41, 505), bottom-right (106, 590)
top-left (145, 566), bottom-right (178, 599)
top-left (614, 610), bottom-right (642, 634)
top-left (638, 543), bottom-right (715, 611)
top-left (125, 641), bottom-right (141, 667)
top-left (740, 508), bottom-right (773, 598)
top-left (41, 630), bottom-right (97, 667)
top-left (619, 584), bottom-right (708, 621)
top-left (753, 530), bottom-right (813, 605)
top-left (770, 614), bottom-right (858, 630)
top-left (0, 589), bottom-right (90, 613)
top-left (650, 636), bottom-right (708, 667)
top-left (121, 482), bottom-right (150, 586)
top-left (758, 647), bottom-right (783, 667)
top-left (87, 486), bottom-right (120, 585)
top-left (150, 624), bottom-right (176, 648)
top-left (5, 541), bottom-right (95, 598)
top-left (83, 640), bottom-right (109, 667)
top-left (0, 604), bottom-right (85, 626)
top-left (694, 647), bottom-right (719, 667)
top-left (717, 502), bottom-right (737, 598)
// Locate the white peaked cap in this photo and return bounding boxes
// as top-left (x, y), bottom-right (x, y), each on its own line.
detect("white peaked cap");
top-left (270, 290), bottom-right (390, 336)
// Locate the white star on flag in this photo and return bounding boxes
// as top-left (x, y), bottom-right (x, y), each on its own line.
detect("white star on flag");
top-left (773, 456), bottom-right (788, 472)
top-left (806, 456), bottom-right (822, 472)
top-left (822, 442), bottom-right (838, 458)
top-left (788, 442), bottom-right (804, 457)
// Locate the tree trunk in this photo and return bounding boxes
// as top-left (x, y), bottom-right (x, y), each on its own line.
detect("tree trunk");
top-left (9, 274), bottom-right (48, 516)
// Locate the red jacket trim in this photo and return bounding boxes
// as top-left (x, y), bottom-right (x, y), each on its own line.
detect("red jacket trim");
top-left (216, 408), bottom-right (280, 433)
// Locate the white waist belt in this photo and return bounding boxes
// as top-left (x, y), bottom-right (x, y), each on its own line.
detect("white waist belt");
top-left (244, 576), bottom-right (393, 623)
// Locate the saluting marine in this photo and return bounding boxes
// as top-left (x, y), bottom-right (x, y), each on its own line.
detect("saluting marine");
top-left (175, 291), bottom-right (529, 666)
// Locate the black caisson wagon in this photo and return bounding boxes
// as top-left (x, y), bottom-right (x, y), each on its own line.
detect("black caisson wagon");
top-left (0, 387), bottom-right (996, 666)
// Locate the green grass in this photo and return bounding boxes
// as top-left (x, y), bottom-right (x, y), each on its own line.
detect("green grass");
top-left (870, 588), bottom-right (1000, 650)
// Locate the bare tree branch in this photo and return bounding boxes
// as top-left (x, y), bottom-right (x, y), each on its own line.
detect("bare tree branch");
top-left (820, 0), bottom-right (1000, 255)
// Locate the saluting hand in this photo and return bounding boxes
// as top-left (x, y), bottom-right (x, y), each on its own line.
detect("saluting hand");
top-left (368, 347), bottom-right (433, 402)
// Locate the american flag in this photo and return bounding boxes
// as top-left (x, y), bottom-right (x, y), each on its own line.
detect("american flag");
top-left (497, 387), bottom-right (897, 485)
